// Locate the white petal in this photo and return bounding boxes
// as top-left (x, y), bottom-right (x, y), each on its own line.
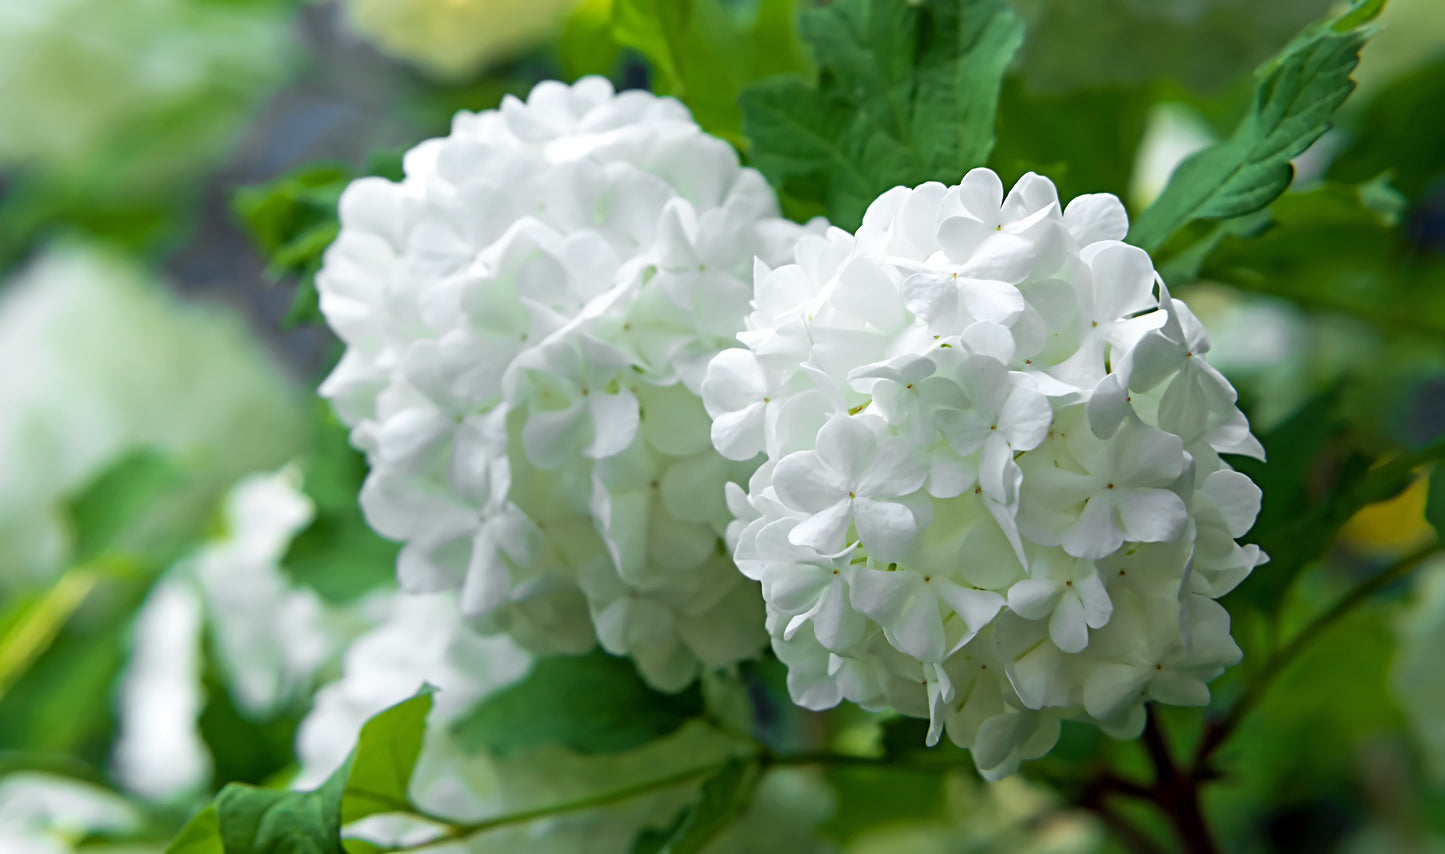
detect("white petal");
top-left (852, 498), bottom-right (920, 559)
top-left (1117, 488), bottom-right (1187, 544)
top-left (1061, 495), bottom-right (1125, 560)
top-left (584, 389), bottom-right (640, 459)
top-left (1048, 595), bottom-right (1090, 653)
top-left (815, 415), bottom-right (877, 482)
top-left (1064, 193), bottom-right (1129, 245)
top-left (1007, 578), bottom-right (1060, 621)
top-left (773, 452), bottom-right (848, 512)
top-left (787, 500), bottom-right (855, 553)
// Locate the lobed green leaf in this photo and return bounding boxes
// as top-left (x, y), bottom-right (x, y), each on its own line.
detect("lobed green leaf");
top-left (1127, 0), bottom-right (1384, 251)
top-left (741, 0), bottom-right (1023, 229)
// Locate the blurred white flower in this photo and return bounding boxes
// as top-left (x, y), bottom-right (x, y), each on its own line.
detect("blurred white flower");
top-left (112, 469), bottom-right (358, 801)
top-left (342, 0), bottom-right (583, 80)
top-left (0, 0), bottom-right (292, 179)
top-left (0, 244), bottom-right (303, 588)
top-left (0, 772), bottom-right (144, 854)
top-left (707, 168), bottom-right (1264, 778)
top-left (1129, 103), bottom-right (1216, 209)
top-left (318, 76), bottom-right (816, 691)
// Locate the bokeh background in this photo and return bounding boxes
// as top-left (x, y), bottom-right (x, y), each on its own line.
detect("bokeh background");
top-left (0, 1), bottom-right (1442, 852)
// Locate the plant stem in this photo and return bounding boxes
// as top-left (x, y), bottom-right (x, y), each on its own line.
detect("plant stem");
top-left (379, 761), bottom-right (726, 853)
top-left (1143, 711), bottom-right (1220, 854)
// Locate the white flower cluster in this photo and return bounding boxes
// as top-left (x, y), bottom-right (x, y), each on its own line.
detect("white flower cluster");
top-left (705, 168), bottom-right (1266, 778)
top-left (113, 469), bottom-right (352, 801)
top-left (319, 77), bottom-right (810, 691)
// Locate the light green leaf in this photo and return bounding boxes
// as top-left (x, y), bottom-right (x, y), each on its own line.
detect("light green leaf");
top-left (166, 805), bottom-right (223, 854)
top-left (741, 0), bottom-right (1023, 229)
top-left (633, 759), bottom-right (763, 854)
top-left (1126, 0), bottom-right (1384, 251)
top-left (559, 0), bottom-right (622, 80)
top-left (340, 686), bottom-right (436, 823)
top-left (452, 649), bottom-right (704, 757)
top-left (166, 690), bottom-right (435, 854)
top-left (612, 0), bottom-right (810, 147)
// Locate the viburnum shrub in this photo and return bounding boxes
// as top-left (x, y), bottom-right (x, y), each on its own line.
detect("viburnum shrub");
top-left (149, 1), bottom-right (1445, 853)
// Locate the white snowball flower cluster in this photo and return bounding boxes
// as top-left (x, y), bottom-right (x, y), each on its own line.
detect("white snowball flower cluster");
top-left (319, 77), bottom-right (812, 692)
top-left (705, 168), bottom-right (1266, 778)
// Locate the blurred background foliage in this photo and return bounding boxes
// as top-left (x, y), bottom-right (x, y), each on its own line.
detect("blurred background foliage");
top-left (0, 0), bottom-right (1441, 852)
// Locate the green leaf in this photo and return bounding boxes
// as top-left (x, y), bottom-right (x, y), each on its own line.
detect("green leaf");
top-left (1171, 179), bottom-right (1445, 340)
top-left (1126, 0), bottom-right (1382, 251)
top-left (452, 649), bottom-right (704, 757)
top-left (991, 83), bottom-right (1150, 205)
top-left (231, 151), bottom-right (401, 329)
top-left (166, 690), bottom-right (435, 854)
top-left (281, 407), bottom-right (399, 604)
top-left (818, 763), bottom-right (948, 843)
top-left (1427, 466), bottom-right (1445, 541)
top-left (634, 759), bottom-right (763, 854)
top-left (740, 0), bottom-right (1023, 229)
top-left (612, 0), bottom-right (811, 147)
top-left (65, 450), bottom-right (187, 564)
top-left (213, 781), bottom-right (346, 854)
top-left (1331, 57), bottom-right (1445, 203)
top-left (340, 685), bottom-right (435, 823)
top-left (1233, 391), bottom-right (1445, 609)
top-left (167, 806), bottom-right (223, 854)
top-left (560, 0), bottom-right (623, 80)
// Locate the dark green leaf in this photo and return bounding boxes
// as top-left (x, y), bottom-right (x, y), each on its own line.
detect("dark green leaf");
top-left (1127, 0), bottom-right (1382, 251)
top-left (1330, 57), bottom-right (1445, 203)
top-left (1233, 389), bottom-right (1445, 608)
top-left (231, 152), bottom-right (401, 330)
top-left (613, 0), bottom-right (811, 147)
top-left (198, 633), bottom-right (304, 789)
top-left (635, 759), bottom-right (763, 854)
top-left (1427, 466), bottom-right (1445, 540)
top-left (741, 0), bottom-right (1023, 229)
top-left (992, 83), bottom-right (1150, 204)
top-left (452, 649), bottom-right (704, 757)
top-left (281, 408), bottom-right (398, 604)
top-left (1174, 180), bottom-right (1445, 340)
